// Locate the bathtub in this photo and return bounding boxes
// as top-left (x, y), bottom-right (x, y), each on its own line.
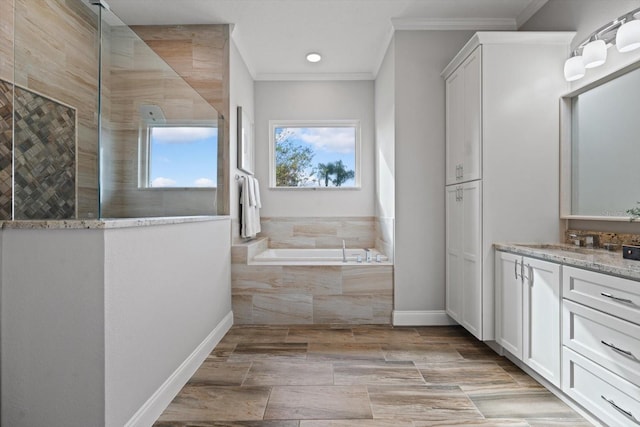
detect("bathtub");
top-left (250, 248), bottom-right (389, 265)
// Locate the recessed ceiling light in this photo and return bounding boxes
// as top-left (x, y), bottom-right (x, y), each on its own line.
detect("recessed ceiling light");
top-left (306, 52), bottom-right (322, 63)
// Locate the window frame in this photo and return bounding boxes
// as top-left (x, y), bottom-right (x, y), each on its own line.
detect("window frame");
top-left (138, 121), bottom-right (218, 190)
top-left (268, 119), bottom-right (362, 190)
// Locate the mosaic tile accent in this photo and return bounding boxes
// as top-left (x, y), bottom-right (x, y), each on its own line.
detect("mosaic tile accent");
top-left (13, 86), bottom-right (76, 219)
top-left (0, 79), bottom-right (12, 220)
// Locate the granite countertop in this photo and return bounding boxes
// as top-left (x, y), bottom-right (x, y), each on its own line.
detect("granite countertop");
top-left (494, 243), bottom-right (640, 282)
top-left (0, 215), bottom-right (230, 230)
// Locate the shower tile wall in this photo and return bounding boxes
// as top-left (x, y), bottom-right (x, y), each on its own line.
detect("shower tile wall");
top-left (13, 86), bottom-right (76, 219)
top-left (13, 0), bottom-right (99, 217)
top-left (0, 79), bottom-right (77, 219)
top-left (0, 80), bottom-right (12, 219)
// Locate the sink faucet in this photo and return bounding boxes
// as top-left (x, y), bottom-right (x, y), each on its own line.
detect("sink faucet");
top-left (568, 233), bottom-right (598, 248)
top-left (342, 240), bottom-right (347, 263)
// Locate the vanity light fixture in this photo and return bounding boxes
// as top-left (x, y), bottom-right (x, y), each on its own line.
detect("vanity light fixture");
top-left (563, 7), bottom-right (640, 81)
top-left (616, 18), bottom-right (640, 52)
top-left (306, 52), bottom-right (322, 63)
top-left (564, 52), bottom-right (586, 81)
top-left (582, 38), bottom-right (607, 68)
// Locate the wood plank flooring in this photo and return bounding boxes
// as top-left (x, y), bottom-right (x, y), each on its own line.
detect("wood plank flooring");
top-left (154, 325), bottom-right (593, 426)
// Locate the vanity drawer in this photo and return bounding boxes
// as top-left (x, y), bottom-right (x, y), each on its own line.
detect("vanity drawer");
top-left (563, 299), bottom-right (640, 387)
top-left (563, 347), bottom-right (640, 427)
top-left (563, 266), bottom-right (640, 325)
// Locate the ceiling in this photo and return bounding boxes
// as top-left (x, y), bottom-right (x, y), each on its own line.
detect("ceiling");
top-left (106, 0), bottom-right (549, 80)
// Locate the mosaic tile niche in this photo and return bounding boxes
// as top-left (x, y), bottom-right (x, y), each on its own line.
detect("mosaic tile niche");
top-left (0, 80), bottom-right (12, 219)
top-left (0, 79), bottom-right (77, 220)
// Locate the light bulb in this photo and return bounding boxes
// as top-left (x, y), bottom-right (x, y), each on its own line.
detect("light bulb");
top-left (582, 39), bottom-right (607, 68)
top-left (616, 19), bottom-right (640, 53)
top-left (306, 52), bottom-right (322, 63)
top-left (564, 55), bottom-right (585, 82)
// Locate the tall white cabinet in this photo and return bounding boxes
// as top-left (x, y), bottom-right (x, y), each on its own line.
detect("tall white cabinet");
top-left (443, 32), bottom-right (573, 340)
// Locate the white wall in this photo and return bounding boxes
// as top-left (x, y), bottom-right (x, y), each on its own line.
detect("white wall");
top-left (230, 38), bottom-right (256, 239)
top-left (523, 0), bottom-right (640, 233)
top-left (374, 38), bottom-right (396, 260)
top-left (392, 31), bottom-right (472, 312)
top-left (104, 220), bottom-right (231, 426)
top-left (2, 229), bottom-right (105, 427)
top-left (254, 80), bottom-right (375, 217)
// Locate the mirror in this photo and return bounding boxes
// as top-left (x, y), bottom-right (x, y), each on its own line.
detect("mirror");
top-left (562, 63), bottom-right (640, 220)
top-left (237, 106), bottom-right (254, 175)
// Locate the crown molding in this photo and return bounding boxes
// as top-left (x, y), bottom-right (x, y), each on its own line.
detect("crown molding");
top-left (516, 0), bottom-right (549, 28)
top-left (254, 72), bottom-right (375, 81)
top-left (391, 17), bottom-right (517, 31)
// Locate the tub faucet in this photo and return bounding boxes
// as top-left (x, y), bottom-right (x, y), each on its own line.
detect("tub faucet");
top-left (364, 248), bottom-right (371, 262)
top-left (342, 240), bottom-right (347, 263)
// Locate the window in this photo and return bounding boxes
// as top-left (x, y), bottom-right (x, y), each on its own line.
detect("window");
top-left (141, 124), bottom-right (218, 189)
top-left (269, 120), bottom-right (360, 188)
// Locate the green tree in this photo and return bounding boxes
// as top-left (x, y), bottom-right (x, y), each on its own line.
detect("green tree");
top-left (275, 130), bottom-right (315, 186)
top-left (315, 160), bottom-right (355, 187)
top-left (317, 162), bottom-right (336, 187)
top-left (331, 160), bottom-right (355, 187)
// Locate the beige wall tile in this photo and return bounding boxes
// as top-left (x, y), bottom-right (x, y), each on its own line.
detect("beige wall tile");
top-left (253, 294), bottom-right (313, 324)
top-left (283, 266), bottom-right (342, 295)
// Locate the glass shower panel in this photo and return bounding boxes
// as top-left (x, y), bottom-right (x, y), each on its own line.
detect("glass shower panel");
top-left (99, 7), bottom-right (219, 218)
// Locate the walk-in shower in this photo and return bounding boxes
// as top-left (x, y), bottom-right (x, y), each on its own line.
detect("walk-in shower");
top-left (0, 0), bottom-right (222, 220)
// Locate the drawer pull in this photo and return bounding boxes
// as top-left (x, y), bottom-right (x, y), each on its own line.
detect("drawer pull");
top-left (601, 292), bottom-right (634, 304)
top-left (601, 395), bottom-right (640, 424)
top-left (601, 340), bottom-right (634, 357)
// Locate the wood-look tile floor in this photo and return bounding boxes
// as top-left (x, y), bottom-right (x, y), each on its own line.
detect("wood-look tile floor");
top-left (154, 325), bottom-right (593, 427)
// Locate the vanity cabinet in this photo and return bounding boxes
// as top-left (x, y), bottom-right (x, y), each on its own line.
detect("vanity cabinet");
top-left (443, 32), bottom-right (573, 340)
top-left (562, 266), bottom-right (640, 427)
top-left (495, 251), bottom-right (561, 387)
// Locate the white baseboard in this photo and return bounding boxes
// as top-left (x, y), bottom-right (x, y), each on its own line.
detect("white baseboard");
top-left (125, 311), bottom-right (234, 427)
top-left (392, 310), bottom-right (457, 326)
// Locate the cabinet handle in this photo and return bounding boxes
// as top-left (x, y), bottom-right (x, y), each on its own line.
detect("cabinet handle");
top-left (600, 292), bottom-right (634, 305)
top-left (601, 340), bottom-right (634, 357)
top-left (601, 395), bottom-right (640, 424)
top-left (514, 259), bottom-right (519, 279)
top-left (459, 187), bottom-right (463, 201)
top-left (460, 164), bottom-right (463, 178)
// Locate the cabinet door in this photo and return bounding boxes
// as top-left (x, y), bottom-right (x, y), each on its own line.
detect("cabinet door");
top-left (446, 68), bottom-right (464, 185)
top-left (461, 180), bottom-right (482, 338)
top-left (462, 47), bottom-right (482, 183)
top-left (495, 251), bottom-right (523, 359)
top-left (445, 185), bottom-right (462, 322)
top-left (523, 257), bottom-right (561, 387)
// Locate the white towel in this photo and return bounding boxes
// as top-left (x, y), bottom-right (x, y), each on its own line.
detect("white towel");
top-left (240, 176), bottom-right (261, 238)
top-left (252, 177), bottom-right (262, 208)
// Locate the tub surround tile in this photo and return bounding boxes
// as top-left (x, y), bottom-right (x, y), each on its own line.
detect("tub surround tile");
top-left (368, 385), bottom-right (484, 421)
top-left (283, 266), bottom-right (343, 295)
top-left (232, 295), bottom-right (254, 325)
top-left (342, 266), bottom-right (393, 296)
top-left (293, 222), bottom-right (338, 238)
top-left (156, 385), bottom-right (271, 422)
top-left (252, 294), bottom-right (313, 324)
top-left (232, 265), bottom-right (284, 294)
top-left (313, 295), bottom-right (374, 324)
top-left (264, 386), bottom-right (372, 420)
